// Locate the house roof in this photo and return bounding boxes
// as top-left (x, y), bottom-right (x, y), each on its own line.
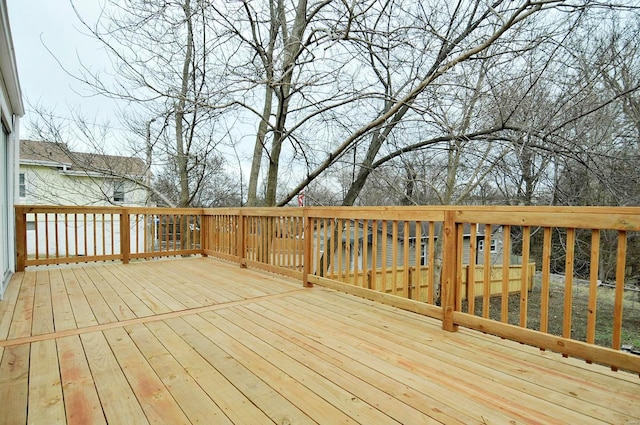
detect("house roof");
top-left (20, 140), bottom-right (147, 177)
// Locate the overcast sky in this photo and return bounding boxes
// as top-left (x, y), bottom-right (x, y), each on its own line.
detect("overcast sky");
top-left (8, 1), bottom-right (127, 148)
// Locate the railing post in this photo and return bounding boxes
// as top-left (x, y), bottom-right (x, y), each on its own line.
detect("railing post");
top-left (239, 210), bottom-right (247, 268)
top-left (302, 208), bottom-right (312, 287)
top-left (15, 206), bottom-right (27, 272)
top-left (120, 208), bottom-right (130, 265)
top-left (200, 210), bottom-right (208, 256)
top-left (441, 210), bottom-right (458, 332)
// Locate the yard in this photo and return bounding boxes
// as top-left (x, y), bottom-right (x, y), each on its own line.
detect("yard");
top-left (463, 274), bottom-right (640, 350)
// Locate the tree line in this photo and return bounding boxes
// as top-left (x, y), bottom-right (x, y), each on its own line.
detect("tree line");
top-left (27, 0), bottom-right (639, 210)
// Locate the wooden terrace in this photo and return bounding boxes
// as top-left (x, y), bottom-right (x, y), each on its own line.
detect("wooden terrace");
top-left (1, 257), bottom-right (639, 424)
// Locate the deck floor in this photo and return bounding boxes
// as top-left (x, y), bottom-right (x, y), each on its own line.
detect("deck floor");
top-left (0, 257), bottom-right (638, 424)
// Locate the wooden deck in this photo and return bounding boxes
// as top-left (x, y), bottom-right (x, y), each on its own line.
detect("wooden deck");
top-left (0, 258), bottom-right (638, 424)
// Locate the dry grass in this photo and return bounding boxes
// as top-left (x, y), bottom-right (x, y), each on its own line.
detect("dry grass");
top-left (462, 274), bottom-right (640, 349)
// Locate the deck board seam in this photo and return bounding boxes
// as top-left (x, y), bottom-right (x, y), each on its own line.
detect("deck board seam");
top-left (0, 288), bottom-right (308, 347)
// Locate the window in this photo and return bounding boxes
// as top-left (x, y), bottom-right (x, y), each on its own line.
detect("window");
top-left (19, 173), bottom-right (25, 198)
top-left (478, 239), bottom-right (498, 253)
top-left (113, 181), bottom-right (125, 203)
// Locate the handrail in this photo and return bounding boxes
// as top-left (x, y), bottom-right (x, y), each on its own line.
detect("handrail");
top-left (15, 204), bottom-right (640, 373)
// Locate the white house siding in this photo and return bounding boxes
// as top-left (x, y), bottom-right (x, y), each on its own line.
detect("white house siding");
top-left (0, 1), bottom-right (23, 299)
top-left (18, 164), bottom-right (148, 207)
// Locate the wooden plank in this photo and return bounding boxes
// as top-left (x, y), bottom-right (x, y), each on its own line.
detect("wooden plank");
top-left (148, 320), bottom-right (279, 424)
top-left (295, 290), bottom-right (639, 421)
top-left (49, 268), bottom-right (77, 332)
top-left (237, 303), bottom-right (467, 424)
top-left (455, 209), bottom-right (640, 231)
top-left (82, 266), bottom-right (137, 321)
top-left (115, 263), bottom-right (199, 310)
top-left (91, 265), bottom-right (155, 318)
top-left (125, 323), bottom-right (235, 425)
top-left (282, 294), bottom-right (622, 424)
top-left (81, 331), bottom-right (150, 424)
top-left (268, 295), bottom-right (546, 424)
top-left (165, 317), bottom-right (316, 424)
top-left (71, 268), bottom-right (117, 325)
top-left (0, 344), bottom-right (30, 424)
top-left (183, 312), bottom-right (358, 424)
top-left (201, 309), bottom-right (396, 424)
top-left (28, 340), bottom-right (65, 424)
top-left (8, 271), bottom-right (37, 339)
top-left (309, 275), bottom-right (441, 319)
top-left (56, 335), bottom-right (107, 425)
top-left (95, 264), bottom-right (171, 315)
top-left (219, 306), bottom-right (438, 424)
top-left (60, 268), bottom-right (98, 329)
top-left (0, 272), bottom-right (23, 339)
top-left (0, 289), bottom-right (305, 349)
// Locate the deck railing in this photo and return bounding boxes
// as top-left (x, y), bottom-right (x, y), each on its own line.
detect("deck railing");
top-left (14, 204), bottom-right (640, 373)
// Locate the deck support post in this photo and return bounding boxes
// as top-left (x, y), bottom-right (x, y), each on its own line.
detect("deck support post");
top-left (120, 209), bottom-right (130, 264)
top-left (441, 210), bottom-right (458, 332)
top-left (15, 206), bottom-right (27, 272)
top-left (302, 208), bottom-right (312, 287)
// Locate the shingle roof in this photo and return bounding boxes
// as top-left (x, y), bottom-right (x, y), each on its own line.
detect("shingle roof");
top-left (20, 139), bottom-right (147, 177)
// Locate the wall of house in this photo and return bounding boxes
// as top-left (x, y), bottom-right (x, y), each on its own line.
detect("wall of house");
top-left (0, 1), bottom-right (23, 299)
top-left (18, 164), bottom-right (148, 207)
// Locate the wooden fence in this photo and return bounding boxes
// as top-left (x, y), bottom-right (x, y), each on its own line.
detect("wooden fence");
top-left (14, 204), bottom-right (640, 374)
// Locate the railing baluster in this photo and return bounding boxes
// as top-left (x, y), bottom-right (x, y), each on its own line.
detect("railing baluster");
top-left (54, 213), bottom-right (59, 259)
top-left (363, 219), bottom-right (369, 288)
top-left (564, 228), bottom-right (576, 344)
top-left (371, 220), bottom-right (378, 293)
top-left (468, 223), bottom-right (476, 314)
top-left (403, 221), bottom-right (409, 298)
top-left (520, 226), bottom-right (530, 328)
top-left (540, 227), bottom-right (552, 334)
top-left (612, 231), bottom-right (626, 354)
top-left (587, 229), bottom-right (601, 346)
top-left (391, 220), bottom-right (398, 296)
top-left (455, 223), bottom-right (463, 312)
top-left (501, 224), bottom-right (511, 323)
top-left (482, 224), bottom-right (491, 318)
top-left (64, 213), bottom-right (69, 259)
top-left (414, 221), bottom-right (421, 301)
top-left (337, 218), bottom-right (344, 282)
top-left (380, 220), bottom-right (386, 292)
top-left (428, 221), bottom-right (436, 305)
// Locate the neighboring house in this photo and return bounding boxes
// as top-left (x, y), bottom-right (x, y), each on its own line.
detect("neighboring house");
top-left (316, 220), bottom-right (508, 272)
top-left (19, 139), bottom-right (150, 207)
top-left (18, 140), bottom-right (153, 258)
top-left (0, 2), bottom-right (23, 299)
